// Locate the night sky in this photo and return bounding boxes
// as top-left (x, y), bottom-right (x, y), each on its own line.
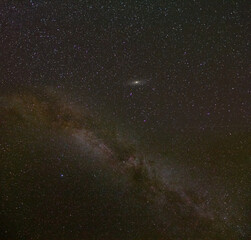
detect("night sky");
top-left (0, 1), bottom-right (250, 240)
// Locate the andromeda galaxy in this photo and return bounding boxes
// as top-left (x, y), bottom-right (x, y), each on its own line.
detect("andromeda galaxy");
top-left (0, 1), bottom-right (250, 240)
top-left (126, 79), bottom-right (149, 87)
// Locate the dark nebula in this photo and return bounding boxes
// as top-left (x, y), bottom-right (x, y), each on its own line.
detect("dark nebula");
top-left (0, 1), bottom-right (250, 240)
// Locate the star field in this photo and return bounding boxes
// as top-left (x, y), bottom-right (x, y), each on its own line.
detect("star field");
top-left (0, 1), bottom-right (250, 240)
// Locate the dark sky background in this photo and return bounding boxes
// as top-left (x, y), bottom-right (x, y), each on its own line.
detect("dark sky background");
top-left (0, 1), bottom-right (250, 240)
top-left (1, 0), bottom-right (249, 132)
